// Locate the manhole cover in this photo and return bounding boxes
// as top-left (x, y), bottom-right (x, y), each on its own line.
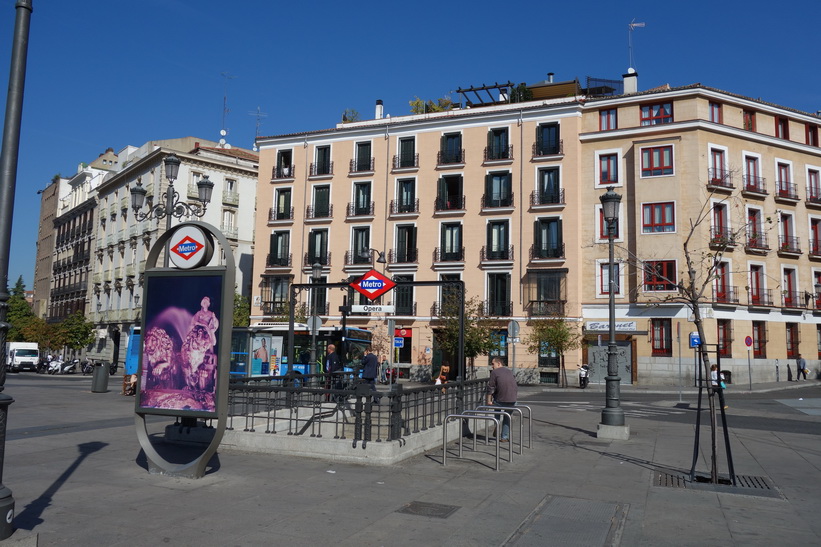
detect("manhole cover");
top-left (653, 472), bottom-right (783, 499)
top-left (396, 501), bottom-right (460, 519)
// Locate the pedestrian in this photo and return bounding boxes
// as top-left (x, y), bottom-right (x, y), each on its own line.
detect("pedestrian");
top-left (796, 353), bottom-right (807, 381)
top-left (324, 344), bottom-right (343, 394)
top-left (486, 357), bottom-right (518, 443)
top-left (361, 347), bottom-right (380, 400)
top-left (710, 364), bottom-right (728, 409)
top-left (379, 355), bottom-right (389, 384)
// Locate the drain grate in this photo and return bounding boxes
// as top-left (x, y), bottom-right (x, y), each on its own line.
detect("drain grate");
top-left (396, 501), bottom-right (460, 519)
top-left (653, 471), bottom-right (783, 499)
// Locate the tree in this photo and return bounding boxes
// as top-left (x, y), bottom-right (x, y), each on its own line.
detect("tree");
top-left (7, 275), bottom-right (35, 342)
top-left (409, 95), bottom-right (454, 115)
top-left (341, 108), bottom-right (361, 123)
top-left (21, 316), bottom-right (61, 351)
top-left (509, 83), bottom-right (533, 103)
top-left (524, 317), bottom-right (583, 388)
top-left (57, 311), bottom-right (95, 354)
top-left (434, 292), bottom-right (498, 379)
top-left (233, 292), bottom-right (250, 327)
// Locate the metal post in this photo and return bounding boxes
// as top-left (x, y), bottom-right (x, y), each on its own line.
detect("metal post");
top-left (163, 184), bottom-right (173, 267)
top-left (600, 216), bottom-right (625, 427)
top-left (0, 0), bottom-right (33, 537)
top-left (747, 348), bottom-right (752, 390)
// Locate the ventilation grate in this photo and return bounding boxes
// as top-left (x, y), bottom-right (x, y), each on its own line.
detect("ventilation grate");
top-left (653, 472), bottom-right (783, 499)
top-left (396, 501), bottom-right (460, 519)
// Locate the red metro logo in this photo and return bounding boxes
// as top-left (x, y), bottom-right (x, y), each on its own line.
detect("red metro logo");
top-left (171, 235), bottom-right (205, 261)
top-left (350, 269), bottom-right (396, 301)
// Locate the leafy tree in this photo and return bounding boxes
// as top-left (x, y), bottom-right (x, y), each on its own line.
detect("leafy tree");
top-left (233, 292), bottom-right (250, 327)
top-left (272, 301), bottom-right (308, 324)
top-left (341, 109), bottom-right (361, 123)
top-left (409, 95), bottom-right (454, 114)
top-left (21, 316), bottom-right (61, 351)
top-left (57, 311), bottom-right (95, 353)
top-left (524, 317), bottom-right (582, 388)
top-left (7, 276), bottom-right (35, 342)
top-left (434, 292), bottom-right (497, 378)
top-left (509, 83), bottom-right (533, 103)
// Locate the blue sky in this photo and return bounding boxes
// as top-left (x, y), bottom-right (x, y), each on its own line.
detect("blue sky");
top-left (1, 0), bottom-right (820, 290)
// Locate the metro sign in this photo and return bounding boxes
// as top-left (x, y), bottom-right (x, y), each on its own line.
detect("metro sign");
top-left (168, 225), bottom-right (210, 269)
top-left (350, 269), bottom-right (396, 301)
top-left (171, 236), bottom-right (204, 260)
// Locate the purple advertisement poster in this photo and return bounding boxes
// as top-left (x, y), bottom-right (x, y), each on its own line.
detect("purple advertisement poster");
top-left (138, 272), bottom-right (223, 415)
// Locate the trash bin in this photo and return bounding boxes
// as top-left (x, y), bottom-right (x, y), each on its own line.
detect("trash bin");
top-left (721, 370), bottom-right (732, 384)
top-left (92, 362), bottom-right (109, 393)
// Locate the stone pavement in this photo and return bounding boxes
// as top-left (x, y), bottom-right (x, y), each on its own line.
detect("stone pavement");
top-left (2, 373), bottom-right (820, 546)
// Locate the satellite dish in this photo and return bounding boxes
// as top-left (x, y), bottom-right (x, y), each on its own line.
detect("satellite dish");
top-left (225, 144), bottom-right (232, 149)
top-left (220, 129), bottom-right (227, 136)
top-left (252, 145), bottom-right (258, 152)
top-left (219, 138), bottom-right (226, 145)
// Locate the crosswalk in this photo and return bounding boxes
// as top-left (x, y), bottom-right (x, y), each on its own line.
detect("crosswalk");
top-left (526, 400), bottom-right (690, 418)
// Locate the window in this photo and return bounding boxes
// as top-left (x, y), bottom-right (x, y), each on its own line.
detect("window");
top-left (352, 227), bottom-right (371, 264)
top-left (439, 133), bottom-right (463, 164)
top-left (312, 185), bottom-right (331, 218)
top-left (717, 319), bottom-right (732, 358)
top-left (644, 260), bottom-right (677, 291)
top-left (775, 116), bottom-right (790, 140)
top-left (640, 103), bottom-right (673, 126)
top-left (221, 209), bottom-right (236, 234)
top-left (393, 274), bottom-right (414, 315)
top-left (599, 109), bottom-right (617, 131)
top-left (484, 172), bottom-right (513, 208)
top-left (353, 182), bottom-right (372, 216)
top-left (777, 162), bottom-right (793, 197)
top-left (273, 188), bottom-right (291, 220)
top-left (395, 225), bottom-right (417, 263)
top-left (534, 218), bottom-right (563, 258)
top-left (486, 128), bottom-right (510, 160)
top-left (487, 273), bottom-right (511, 316)
top-left (749, 265), bottom-right (765, 305)
top-left (810, 219), bottom-right (821, 255)
top-left (354, 141), bottom-right (372, 172)
top-left (712, 203), bottom-right (728, 241)
top-left (536, 167), bottom-right (561, 204)
top-left (752, 321), bottom-right (766, 358)
top-left (651, 319), bottom-right (672, 356)
top-left (786, 323), bottom-right (799, 359)
top-left (808, 169), bottom-right (821, 202)
top-left (783, 267), bottom-right (798, 306)
top-left (714, 261), bottom-right (731, 302)
top-left (780, 212), bottom-right (796, 251)
top-left (261, 276), bottom-right (289, 314)
top-left (642, 202), bottom-right (675, 233)
top-left (488, 330), bottom-right (508, 366)
top-left (398, 137), bottom-right (416, 168)
top-left (396, 178), bottom-right (416, 213)
top-left (307, 229), bottom-right (329, 265)
top-left (709, 148), bottom-right (728, 184)
top-left (744, 155), bottom-right (763, 192)
top-left (743, 110), bottom-right (756, 132)
top-left (807, 125), bottom-right (819, 147)
top-left (599, 154), bottom-right (618, 184)
top-left (535, 123), bottom-right (560, 155)
top-left (440, 223), bottom-right (463, 261)
top-left (312, 274), bottom-right (327, 315)
top-left (275, 150), bottom-right (293, 178)
top-left (314, 145), bottom-right (331, 175)
top-left (527, 270), bottom-right (566, 316)
top-left (267, 231), bottom-right (290, 267)
top-left (486, 220), bottom-right (510, 259)
top-left (600, 261), bottom-right (620, 295)
top-left (225, 178), bottom-right (236, 193)
top-left (641, 145), bottom-right (673, 176)
top-left (709, 102), bottom-right (723, 123)
top-left (598, 207), bottom-right (620, 239)
top-left (436, 175), bottom-right (464, 210)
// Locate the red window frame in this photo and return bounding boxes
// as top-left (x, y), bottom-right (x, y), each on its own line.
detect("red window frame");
top-left (776, 116), bottom-right (790, 140)
top-left (644, 260), bottom-right (677, 291)
top-left (641, 146), bottom-right (673, 177)
top-left (640, 103), bottom-right (673, 126)
top-left (777, 163), bottom-right (791, 190)
top-left (599, 208), bottom-right (620, 239)
top-left (599, 109), bottom-right (617, 131)
top-left (809, 170), bottom-right (821, 200)
top-left (811, 219), bottom-right (821, 255)
top-left (651, 318), bottom-right (672, 356)
top-left (752, 321), bottom-right (766, 358)
top-left (749, 265), bottom-right (764, 304)
top-left (807, 125), bottom-right (819, 147)
top-left (709, 102), bottom-right (723, 123)
top-left (642, 202), bottom-right (675, 233)
top-left (717, 319), bottom-right (732, 358)
top-left (743, 110), bottom-right (756, 132)
top-left (600, 262), bottom-right (620, 295)
top-left (599, 153), bottom-right (618, 184)
top-left (786, 323), bottom-right (799, 359)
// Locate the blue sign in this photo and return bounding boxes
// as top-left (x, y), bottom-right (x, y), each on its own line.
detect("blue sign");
top-left (689, 332), bottom-right (701, 348)
top-left (394, 337), bottom-right (404, 348)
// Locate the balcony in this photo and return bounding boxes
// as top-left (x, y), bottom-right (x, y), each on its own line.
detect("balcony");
top-left (481, 193), bottom-right (514, 209)
top-left (271, 165), bottom-right (295, 180)
top-left (345, 250), bottom-right (377, 266)
top-left (809, 239), bottom-right (821, 258)
top-left (114, 267), bottom-right (123, 280)
top-left (266, 252), bottom-right (292, 268)
top-left (434, 195), bottom-right (465, 212)
top-left (484, 145), bottom-right (513, 162)
top-left (706, 168), bottom-right (733, 191)
top-left (268, 206), bottom-right (294, 222)
top-left (712, 286), bottom-right (739, 305)
top-left (481, 300), bottom-right (513, 317)
top-left (775, 182), bottom-right (800, 202)
top-left (222, 190), bottom-right (239, 206)
top-left (747, 288), bottom-right (773, 307)
top-left (187, 183), bottom-right (200, 199)
top-left (221, 226), bottom-right (238, 239)
top-left (532, 140), bottom-right (563, 158)
top-left (388, 248), bottom-right (418, 264)
top-left (742, 175), bottom-right (767, 197)
top-left (349, 157), bottom-right (374, 174)
top-left (437, 149), bottom-right (465, 166)
top-left (310, 161), bottom-right (333, 177)
top-left (480, 245), bottom-right (514, 261)
top-left (777, 235), bottom-right (801, 255)
top-left (709, 227), bottom-right (737, 249)
top-left (393, 301), bottom-right (417, 316)
top-left (530, 189), bottom-right (565, 207)
top-left (433, 247), bottom-right (465, 262)
top-left (806, 186), bottom-right (821, 209)
top-left (392, 154), bottom-right (418, 170)
top-left (346, 201), bottom-right (375, 218)
top-left (528, 300), bottom-right (565, 317)
top-left (305, 204), bottom-right (333, 220)
top-left (261, 301), bottom-right (289, 316)
top-left (782, 291), bottom-right (806, 309)
top-left (745, 231), bottom-right (769, 253)
top-left (126, 264), bottom-right (136, 277)
top-left (389, 199), bottom-right (419, 215)
top-left (530, 244), bottom-right (565, 260)
top-left (303, 252), bottom-right (331, 267)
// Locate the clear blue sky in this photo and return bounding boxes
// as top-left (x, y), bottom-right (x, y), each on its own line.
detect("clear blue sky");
top-left (1, 0), bottom-right (819, 291)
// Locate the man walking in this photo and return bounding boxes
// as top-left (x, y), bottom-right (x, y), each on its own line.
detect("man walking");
top-left (486, 357), bottom-right (518, 442)
top-left (796, 353), bottom-right (807, 381)
top-left (361, 347), bottom-right (380, 400)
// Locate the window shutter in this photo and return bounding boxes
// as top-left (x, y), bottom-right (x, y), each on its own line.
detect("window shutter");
top-left (269, 233), bottom-right (277, 255)
top-left (557, 219), bottom-right (563, 249)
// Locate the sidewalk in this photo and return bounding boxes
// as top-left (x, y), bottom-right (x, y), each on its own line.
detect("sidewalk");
top-left (3, 374), bottom-right (821, 546)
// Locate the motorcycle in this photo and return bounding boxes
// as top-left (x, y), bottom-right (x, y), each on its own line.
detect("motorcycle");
top-left (109, 362), bottom-right (118, 376)
top-left (81, 360), bottom-right (94, 375)
top-left (36, 359), bottom-right (49, 374)
top-left (579, 364), bottom-right (591, 389)
top-left (47, 358), bottom-right (64, 375)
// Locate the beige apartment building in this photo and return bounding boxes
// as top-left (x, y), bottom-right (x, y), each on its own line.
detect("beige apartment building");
top-left (252, 73), bottom-right (821, 386)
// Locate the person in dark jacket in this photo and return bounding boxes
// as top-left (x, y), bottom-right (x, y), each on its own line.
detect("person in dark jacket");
top-left (486, 357), bottom-right (518, 442)
top-left (324, 344), bottom-right (342, 373)
top-left (361, 347), bottom-right (380, 398)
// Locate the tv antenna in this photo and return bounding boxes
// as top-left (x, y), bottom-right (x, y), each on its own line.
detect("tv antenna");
top-left (220, 72), bottom-right (236, 145)
top-left (249, 107), bottom-right (268, 151)
top-left (628, 19), bottom-right (645, 70)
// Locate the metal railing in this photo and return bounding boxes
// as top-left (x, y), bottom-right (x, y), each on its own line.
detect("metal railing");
top-left (748, 288), bottom-right (773, 307)
top-left (532, 141), bottom-right (563, 157)
top-left (305, 204), bottom-right (333, 219)
top-left (349, 158), bottom-right (374, 173)
top-left (530, 189), bottom-right (565, 206)
top-left (346, 201), bottom-right (375, 217)
top-left (433, 247), bottom-right (465, 262)
top-left (393, 154), bottom-right (419, 169)
top-left (481, 193), bottom-right (514, 209)
top-left (388, 248), bottom-right (418, 264)
top-left (310, 161), bottom-right (333, 176)
top-left (712, 286), bottom-right (738, 304)
top-left (480, 245), bottom-right (514, 261)
top-left (434, 195), bottom-right (465, 211)
top-left (268, 206), bottom-right (294, 222)
top-left (778, 235), bottom-right (801, 253)
top-left (530, 244), bottom-right (565, 260)
top-left (707, 168), bottom-right (733, 189)
top-left (272, 165), bottom-right (295, 179)
top-left (776, 182), bottom-right (799, 200)
top-left (437, 149), bottom-right (464, 165)
top-left (742, 175), bottom-right (767, 194)
top-left (484, 145), bottom-right (513, 161)
top-left (390, 199), bottom-right (419, 214)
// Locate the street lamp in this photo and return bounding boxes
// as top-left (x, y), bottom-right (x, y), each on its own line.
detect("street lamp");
top-left (598, 187), bottom-right (628, 439)
top-left (309, 262), bottom-right (323, 374)
top-left (131, 153), bottom-right (214, 266)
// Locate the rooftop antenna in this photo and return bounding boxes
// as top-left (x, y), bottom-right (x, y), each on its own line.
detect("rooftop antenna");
top-left (220, 71), bottom-right (236, 147)
top-left (628, 19), bottom-right (645, 70)
top-left (249, 107), bottom-right (268, 151)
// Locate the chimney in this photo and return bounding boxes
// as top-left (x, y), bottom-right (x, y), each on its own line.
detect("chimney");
top-left (547, 72), bottom-right (554, 83)
top-left (499, 87), bottom-right (508, 102)
top-left (375, 99), bottom-right (384, 119)
top-left (623, 68), bottom-right (638, 95)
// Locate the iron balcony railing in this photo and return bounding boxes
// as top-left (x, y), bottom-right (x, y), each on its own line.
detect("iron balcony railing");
top-left (532, 140), bottom-right (563, 157)
top-left (303, 252), bottom-right (331, 267)
top-left (310, 161), bottom-right (333, 176)
top-left (346, 201), bottom-right (375, 217)
top-left (528, 300), bottom-right (566, 317)
top-left (480, 245), bottom-right (514, 261)
top-left (389, 198), bottom-right (420, 214)
top-left (776, 182), bottom-right (799, 200)
top-left (778, 235), bottom-right (801, 254)
top-left (530, 244), bottom-right (565, 260)
top-left (349, 157), bottom-right (374, 173)
top-left (266, 253), bottom-right (292, 268)
top-left (530, 189), bottom-right (565, 206)
top-left (268, 206), bottom-right (294, 222)
top-left (437, 149), bottom-right (464, 165)
top-left (742, 175), bottom-right (767, 194)
top-left (393, 153), bottom-right (419, 169)
top-left (748, 288), bottom-right (773, 307)
top-left (745, 231), bottom-right (769, 251)
top-left (810, 239), bottom-right (821, 257)
top-left (394, 301), bottom-right (416, 316)
top-left (433, 247), bottom-right (465, 262)
top-left (481, 192), bottom-right (514, 208)
top-left (484, 145), bottom-right (513, 162)
top-left (782, 291), bottom-right (805, 309)
top-left (272, 165), bottom-right (295, 179)
top-left (434, 195), bottom-right (465, 211)
top-left (712, 285), bottom-right (739, 304)
top-left (807, 185), bottom-right (821, 205)
top-left (709, 226), bottom-right (736, 247)
top-left (707, 168), bottom-right (733, 190)
top-left (305, 204), bottom-right (333, 219)
top-left (388, 248), bottom-right (418, 264)
top-left (481, 300), bottom-right (513, 317)
top-left (345, 250), bottom-right (376, 265)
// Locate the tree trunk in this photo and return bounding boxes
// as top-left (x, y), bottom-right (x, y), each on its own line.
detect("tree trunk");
top-left (693, 311), bottom-right (719, 483)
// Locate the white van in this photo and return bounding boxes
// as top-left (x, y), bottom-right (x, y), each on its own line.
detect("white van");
top-left (7, 342), bottom-right (39, 372)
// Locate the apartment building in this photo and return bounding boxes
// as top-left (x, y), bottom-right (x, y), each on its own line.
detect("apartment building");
top-left (33, 176), bottom-right (61, 319)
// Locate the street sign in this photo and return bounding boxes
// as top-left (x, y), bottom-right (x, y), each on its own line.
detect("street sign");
top-left (511, 337), bottom-right (520, 344)
top-left (745, 336), bottom-right (753, 347)
top-left (507, 320), bottom-right (520, 337)
top-left (168, 225), bottom-right (212, 269)
top-left (350, 269), bottom-right (396, 301)
top-left (308, 315), bottom-right (322, 335)
top-left (393, 337), bottom-right (404, 348)
top-left (689, 332), bottom-right (701, 348)
top-left (350, 304), bottom-right (395, 314)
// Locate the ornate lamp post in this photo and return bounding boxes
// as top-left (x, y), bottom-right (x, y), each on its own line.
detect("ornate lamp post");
top-left (309, 262), bottom-right (323, 374)
top-left (130, 153), bottom-right (214, 266)
top-left (598, 187), bottom-right (629, 439)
